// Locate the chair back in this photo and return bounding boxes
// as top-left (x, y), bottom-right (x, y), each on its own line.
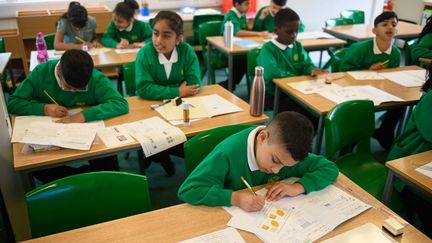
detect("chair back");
top-left (0, 38), bottom-right (5, 53)
top-left (327, 47), bottom-right (347, 72)
top-left (44, 33), bottom-right (55, 50)
top-left (26, 171), bottom-right (151, 238)
top-left (340, 10), bottom-right (365, 24)
top-left (191, 14), bottom-right (224, 45)
top-left (184, 124), bottom-right (256, 174)
top-left (404, 39), bottom-right (417, 66)
top-left (198, 21), bottom-right (223, 53)
top-left (246, 47), bottom-right (261, 94)
top-left (122, 61), bottom-right (136, 96)
top-left (325, 18), bottom-right (354, 28)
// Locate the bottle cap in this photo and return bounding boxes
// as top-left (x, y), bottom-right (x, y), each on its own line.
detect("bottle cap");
top-left (183, 102), bottom-right (189, 110)
top-left (255, 66), bottom-right (264, 76)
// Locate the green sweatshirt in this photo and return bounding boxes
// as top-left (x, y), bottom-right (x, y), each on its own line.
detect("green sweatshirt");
top-left (253, 6), bottom-right (305, 33)
top-left (257, 40), bottom-right (317, 95)
top-left (135, 42), bottom-right (201, 100)
top-left (221, 9), bottom-right (247, 35)
top-left (411, 33), bottom-right (432, 64)
top-left (178, 127), bottom-right (339, 207)
top-left (101, 20), bottom-right (153, 48)
top-left (387, 91), bottom-right (432, 161)
top-left (339, 39), bottom-right (400, 71)
top-left (7, 60), bottom-right (129, 122)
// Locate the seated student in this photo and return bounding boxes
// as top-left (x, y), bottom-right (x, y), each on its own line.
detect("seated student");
top-left (178, 111), bottom-right (338, 211)
top-left (257, 8), bottom-right (326, 123)
top-left (8, 50), bottom-right (129, 183)
top-left (339, 11), bottom-right (402, 150)
top-left (54, 2), bottom-right (101, 50)
top-left (102, 0), bottom-right (152, 49)
top-left (411, 16), bottom-right (432, 64)
top-left (253, 0), bottom-right (305, 33)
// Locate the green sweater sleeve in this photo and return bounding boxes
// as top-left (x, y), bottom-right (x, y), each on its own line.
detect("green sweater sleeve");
top-left (339, 43), bottom-right (365, 71)
top-left (184, 45), bottom-right (201, 87)
top-left (81, 71), bottom-right (129, 121)
top-left (101, 21), bottom-right (119, 48)
top-left (253, 7), bottom-right (266, 31)
top-left (412, 34), bottom-right (432, 62)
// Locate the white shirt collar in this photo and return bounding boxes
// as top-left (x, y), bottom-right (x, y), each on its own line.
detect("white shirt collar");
top-left (373, 37), bottom-right (392, 55)
top-left (54, 61), bottom-right (62, 87)
top-left (247, 126), bottom-right (266, 172)
top-left (158, 47), bottom-right (178, 79)
top-left (231, 7), bottom-right (243, 19)
top-left (119, 20), bottom-right (134, 32)
top-left (271, 38), bottom-right (293, 50)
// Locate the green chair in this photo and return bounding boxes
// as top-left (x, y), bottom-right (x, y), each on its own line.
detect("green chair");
top-left (44, 33), bottom-right (55, 50)
top-left (322, 47), bottom-right (347, 72)
top-left (198, 21), bottom-right (227, 84)
top-left (184, 124), bottom-right (255, 175)
top-left (186, 14), bottom-right (224, 46)
top-left (246, 47), bottom-right (261, 95)
top-left (122, 61), bottom-right (136, 96)
top-left (340, 10), bottom-right (365, 24)
top-left (325, 100), bottom-right (387, 199)
top-left (26, 171), bottom-right (151, 238)
top-left (404, 39), bottom-right (417, 66)
top-left (325, 18), bottom-right (354, 28)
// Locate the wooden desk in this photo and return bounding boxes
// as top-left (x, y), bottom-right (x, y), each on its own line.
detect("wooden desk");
top-left (273, 66), bottom-right (423, 154)
top-left (206, 35), bottom-right (346, 92)
top-left (20, 173), bottom-right (430, 243)
top-left (0, 28), bottom-right (29, 74)
top-left (323, 22), bottom-right (423, 42)
top-left (382, 150), bottom-right (432, 205)
top-left (419, 57), bottom-right (432, 66)
top-left (0, 52), bottom-right (12, 74)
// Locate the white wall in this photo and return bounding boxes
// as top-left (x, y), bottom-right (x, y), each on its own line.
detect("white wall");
top-left (393, 0), bottom-right (424, 24)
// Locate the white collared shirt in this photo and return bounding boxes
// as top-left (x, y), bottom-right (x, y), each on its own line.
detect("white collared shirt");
top-left (247, 126), bottom-right (266, 171)
top-left (158, 47), bottom-right (178, 79)
top-left (271, 38), bottom-right (293, 50)
top-left (54, 62), bottom-right (62, 88)
top-left (119, 20), bottom-right (134, 32)
top-left (231, 7), bottom-right (243, 19)
top-left (373, 37), bottom-right (392, 55)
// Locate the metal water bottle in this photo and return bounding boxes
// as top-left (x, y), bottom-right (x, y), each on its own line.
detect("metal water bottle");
top-left (224, 21), bottom-right (233, 48)
top-left (249, 66), bottom-right (265, 117)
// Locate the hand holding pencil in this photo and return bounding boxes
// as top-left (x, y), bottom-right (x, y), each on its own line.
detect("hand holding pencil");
top-left (230, 176), bottom-right (265, 212)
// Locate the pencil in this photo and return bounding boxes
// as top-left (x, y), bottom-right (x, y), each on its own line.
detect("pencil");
top-left (240, 176), bottom-right (257, 196)
top-left (43, 90), bottom-right (58, 105)
top-left (74, 36), bottom-right (86, 44)
top-left (382, 59), bottom-right (390, 65)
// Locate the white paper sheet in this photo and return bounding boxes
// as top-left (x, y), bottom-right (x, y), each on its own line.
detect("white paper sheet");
top-left (179, 227), bottom-right (245, 243)
top-left (321, 223), bottom-right (397, 243)
top-left (380, 71), bottom-right (426, 87)
top-left (297, 32), bottom-right (334, 40)
top-left (347, 71), bottom-right (386, 80)
top-left (121, 116), bottom-right (186, 157)
top-left (287, 79), bottom-right (342, 94)
top-left (415, 161), bottom-right (432, 178)
top-left (97, 126), bottom-right (136, 148)
top-left (114, 48), bottom-right (140, 54)
top-left (317, 85), bottom-right (404, 105)
top-left (86, 47), bottom-right (111, 56)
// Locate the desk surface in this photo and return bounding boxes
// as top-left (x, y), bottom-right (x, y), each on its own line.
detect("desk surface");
top-left (207, 35), bottom-right (347, 54)
top-left (20, 173), bottom-right (429, 243)
top-left (0, 52), bottom-right (12, 74)
top-left (323, 22), bottom-right (423, 42)
top-left (13, 85), bottom-right (268, 171)
top-left (386, 150), bottom-right (432, 195)
top-left (419, 58), bottom-right (432, 65)
top-left (273, 66), bottom-right (423, 116)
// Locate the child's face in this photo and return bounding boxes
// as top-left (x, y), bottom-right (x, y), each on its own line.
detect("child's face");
top-left (269, 1), bottom-right (284, 16)
top-left (372, 18), bottom-right (398, 42)
top-left (275, 21), bottom-right (299, 45)
top-left (113, 14), bottom-right (130, 30)
top-left (235, 0), bottom-right (251, 13)
top-left (152, 19), bottom-right (182, 57)
top-left (255, 130), bottom-right (298, 174)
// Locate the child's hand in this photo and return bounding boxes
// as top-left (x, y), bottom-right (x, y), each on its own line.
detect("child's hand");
top-left (231, 191), bottom-right (265, 212)
top-left (369, 62), bottom-right (385, 70)
top-left (260, 31), bottom-right (271, 38)
top-left (117, 38), bottom-right (129, 49)
top-left (44, 104), bottom-right (68, 117)
top-left (259, 8), bottom-right (270, 20)
top-left (179, 81), bottom-right (200, 97)
top-left (90, 41), bottom-right (102, 48)
top-left (266, 182), bottom-right (305, 201)
top-left (311, 68), bottom-right (328, 77)
top-left (132, 42), bottom-right (145, 48)
top-left (56, 112), bottom-right (85, 123)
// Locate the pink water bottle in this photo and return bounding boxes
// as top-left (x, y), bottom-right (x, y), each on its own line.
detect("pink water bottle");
top-left (249, 66), bottom-right (265, 117)
top-left (35, 32), bottom-right (48, 63)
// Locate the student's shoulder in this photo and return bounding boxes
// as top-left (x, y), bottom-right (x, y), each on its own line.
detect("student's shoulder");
top-left (177, 41), bottom-right (195, 54)
top-left (135, 19), bottom-right (152, 28)
top-left (34, 59), bottom-right (58, 73)
top-left (137, 44), bottom-right (157, 62)
top-left (347, 39), bottom-right (372, 52)
top-left (88, 15), bottom-right (96, 23)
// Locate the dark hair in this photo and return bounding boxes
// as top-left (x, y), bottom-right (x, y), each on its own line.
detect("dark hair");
top-left (272, 0), bottom-right (287, 6)
top-left (374, 11), bottom-right (398, 27)
top-left (59, 2), bottom-right (88, 29)
top-left (152, 11), bottom-right (183, 36)
top-left (114, 0), bottom-right (139, 21)
top-left (233, 0), bottom-right (249, 5)
top-left (419, 16), bottom-right (432, 41)
top-left (274, 8), bottom-right (300, 28)
top-left (60, 50), bottom-right (94, 89)
top-left (422, 63), bottom-right (432, 93)
top-left (268, 111), bottom-right (313, 161)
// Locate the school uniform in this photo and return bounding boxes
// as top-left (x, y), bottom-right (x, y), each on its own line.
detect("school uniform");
top-left (178, 126), bottom-right (339, 207)
top-left (135, 41), bottom-right (201, 100)
top-left (101, 19), bottom-right (153, 48)
top-left (411, 33), bottom-right (432, 64)
top-left (253, 6), bottom-right (305, 33)
top-left (56, 16), bottom-right (97, 44)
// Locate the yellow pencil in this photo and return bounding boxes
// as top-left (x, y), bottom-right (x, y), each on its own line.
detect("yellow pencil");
top-left (240, 176), bottom-right (257, 196)
top-left (43, 90), bottom-right (58, 105)
top-left (382, 59), bottom-right (390, 65)
top-left (74, 36), bottom-right (86, 44)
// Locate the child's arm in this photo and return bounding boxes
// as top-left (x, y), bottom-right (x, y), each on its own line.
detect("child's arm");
top-left (252, 7), bottom-right (269, 31)
top-left (101, 21), bottom-right (120, 48)
top-left (339, 44), bottom-right (365, 72)
top-left (179, 44), bottom-right (201, 97)
top-left (413, 34), bottom-right (432, 60)
top-left (54, 32), bottom-right (83, 51)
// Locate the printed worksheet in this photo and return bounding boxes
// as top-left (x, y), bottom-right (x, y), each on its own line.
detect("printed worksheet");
top-left (297, 32), bottom-right (334, 40)
top-left (114, 48), bottom-right (140, 54)
top-left (347, 71), bottom-right (385, 80)
top-left (321, 223), bottom-right (396, 243)
top-left (97, 125), bottom-right (136, 148)
top-left (380, 70), bottom-right (426, 87)
top-left (179, 227), bottom-right (245, 243)
top-left (287, 79), bottom-right (342, 94)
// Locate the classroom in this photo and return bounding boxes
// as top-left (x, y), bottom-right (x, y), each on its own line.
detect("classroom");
top-left (1, 0), bottom-right (432, 242)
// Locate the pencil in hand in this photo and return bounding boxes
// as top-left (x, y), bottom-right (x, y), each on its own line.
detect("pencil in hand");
top-left (381, 59), bottom-right (390, 66)
top-left (240, 176), bottom-right (257, 196)
top-left (43, 90), bottom-right (58, 105)
top-left (74, 36), bottom-right (86, 44)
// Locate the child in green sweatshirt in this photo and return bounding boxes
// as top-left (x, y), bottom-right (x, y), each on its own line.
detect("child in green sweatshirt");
top-left (102, 0), bottom-right (152, 49)
top-left (411, 16), bottom-right (432, 64)
top-left (253, 0), bottom-right (305, 33)
top-left (178, 111), bottom-right (338, 212)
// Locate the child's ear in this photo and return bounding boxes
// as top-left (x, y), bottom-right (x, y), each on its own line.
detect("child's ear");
top-left (372, 27), bottom-right (377, 35)
top-left (176, 35), bottom-right (184, 45)
top-left (257, 129), bottom-right (269, 142)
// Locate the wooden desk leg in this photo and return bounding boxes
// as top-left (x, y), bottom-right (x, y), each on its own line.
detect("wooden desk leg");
top-left (318, 50), bottom-right (323, 68)
top-left (272, 86), bottom-right (280, 117)
top-left (207, 43), bottom-right (211, 85)
top-left (313, 115), bottom-right (324, 154)
top-left (228, 54), bottom-right (234, 92)
top-left (382, 170), bottom-right (395, 205)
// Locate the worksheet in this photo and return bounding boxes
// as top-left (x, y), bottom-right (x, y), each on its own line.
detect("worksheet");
top-left (380, 70), bottom-right (426, 87)
top-left (287, 79), bottom-right (342, 94)
top-left (347, 71), bottom-right (385, 80)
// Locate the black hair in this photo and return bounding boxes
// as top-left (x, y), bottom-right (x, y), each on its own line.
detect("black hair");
top-left (114, 0), bottom-right (139, 21)
top-left (233, 0), bottom-right (249, 5)
top-left (152, 11), bottom-right (184, 36)
top-left (60, 49), bottom-right (94, 89)
top-left (422, 63), bottom-right (432, 93)
top-left (268, 111), bottom-right (313, 161)
top-left (419, 16), bottom-right (432, 41)
top-left (272, 0), bottom-right (287, 6)
top-left (274, 8), bottom-right (300, 28)
top-left (374, 11), bottom-right (398, 27)
top-left (59, 2), bottom-right (88, 29)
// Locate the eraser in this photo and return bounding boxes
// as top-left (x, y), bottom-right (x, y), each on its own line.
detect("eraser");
top-left (383, 217), bottom-right (405, 236)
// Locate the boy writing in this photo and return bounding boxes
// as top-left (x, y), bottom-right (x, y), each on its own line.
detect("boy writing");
top-left (253, 0), bottom-right (305, 33)
top-left (178, 111), bottom-right (339, 212)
